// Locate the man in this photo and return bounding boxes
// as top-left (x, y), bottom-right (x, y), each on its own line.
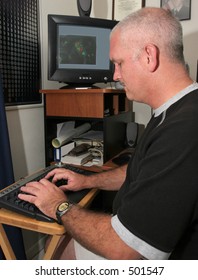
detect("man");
top-left (19, 7), bottom-right (198, 259)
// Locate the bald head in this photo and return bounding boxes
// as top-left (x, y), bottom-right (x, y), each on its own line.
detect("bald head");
top-left (109, 7), bottom-right (192, 108)
top-left (111, 7), bottom-right (185, 64)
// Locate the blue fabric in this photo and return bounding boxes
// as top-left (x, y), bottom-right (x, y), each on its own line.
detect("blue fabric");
top-left (0, 74), bottom-right (26, 259)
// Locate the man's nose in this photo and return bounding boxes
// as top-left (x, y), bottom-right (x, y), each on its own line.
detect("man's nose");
top-left (113, 65), bottom-right (121, 82)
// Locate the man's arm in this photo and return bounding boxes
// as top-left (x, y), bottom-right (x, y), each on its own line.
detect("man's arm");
top-left (19, 175), bottom-right (143, 260)
top-left (45, 164), bottom-right (127, 192)
top-left (60, 204), bottom-right (143, 260)
top-left (83, 164), bottom-right (127, 191)
top-left (19, 179), bottom-right (142, 259)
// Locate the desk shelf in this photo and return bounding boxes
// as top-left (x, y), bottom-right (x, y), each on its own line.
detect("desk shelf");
top-left (40, 88), bottom-right (133, 166)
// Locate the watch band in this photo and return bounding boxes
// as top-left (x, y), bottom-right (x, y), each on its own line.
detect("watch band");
top-left (56, 201), bottom-right (73, 224)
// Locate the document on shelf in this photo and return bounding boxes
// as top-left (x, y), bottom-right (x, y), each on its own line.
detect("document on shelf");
top-left (61, 152), bottom-right (93, 166)
top-left (73, 130), bottom-right (103, 147)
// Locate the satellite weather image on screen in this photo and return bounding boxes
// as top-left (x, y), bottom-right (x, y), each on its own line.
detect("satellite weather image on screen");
top-left (59, 35), bottom-right (96, 65)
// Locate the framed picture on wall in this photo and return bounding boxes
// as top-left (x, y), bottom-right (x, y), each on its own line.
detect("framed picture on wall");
top-left (112, 0), bottom-right (145, 20)
top-left (161, 0), bottom-right (191, 21)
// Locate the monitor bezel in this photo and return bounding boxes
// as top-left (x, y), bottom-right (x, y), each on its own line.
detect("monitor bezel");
top-left (48, 14), bottom-right (118, 88)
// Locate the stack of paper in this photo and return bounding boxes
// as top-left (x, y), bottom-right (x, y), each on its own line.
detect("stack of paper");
top-left (73, 130), bottom-right (103, 147)
top-left (61, 152), bottom-right (93, 165)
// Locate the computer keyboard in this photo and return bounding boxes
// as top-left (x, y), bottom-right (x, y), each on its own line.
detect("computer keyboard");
top-left (0, 164), bottom-right (95, 223)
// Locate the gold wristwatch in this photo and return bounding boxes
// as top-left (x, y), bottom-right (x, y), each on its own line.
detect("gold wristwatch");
top-left (56, 201), bottom-right (73, 224)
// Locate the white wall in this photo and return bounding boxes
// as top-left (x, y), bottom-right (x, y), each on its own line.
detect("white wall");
top-left (6, 105), bottom-right (45, 181)
top-left (4, 0), bottom-right (198, 258)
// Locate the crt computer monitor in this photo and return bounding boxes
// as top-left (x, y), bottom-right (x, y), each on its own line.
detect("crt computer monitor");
top-left (48, 14), bottom-right (118, 88)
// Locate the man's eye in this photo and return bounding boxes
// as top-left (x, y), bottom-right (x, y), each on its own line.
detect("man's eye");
top-left (115, 62), bottom-right (121, 68)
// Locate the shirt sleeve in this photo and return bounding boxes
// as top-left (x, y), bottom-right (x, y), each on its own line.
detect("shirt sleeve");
top-left (111, 215), bottom-right (171, 259)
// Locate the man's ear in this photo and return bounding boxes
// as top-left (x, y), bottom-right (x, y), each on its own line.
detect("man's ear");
top-left (144, 44), bottom-right (159, 72)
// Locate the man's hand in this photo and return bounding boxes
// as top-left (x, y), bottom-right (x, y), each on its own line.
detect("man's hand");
top-left (18, 178), bottom-right (67, 220)
top-left (44, 168), bottom-right (88, 192)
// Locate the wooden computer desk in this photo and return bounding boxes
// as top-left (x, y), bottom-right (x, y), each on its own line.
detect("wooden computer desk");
top-left (0, 160), bottom-right (119, 260)
top-left (0, 177), bottom-right (101, 260)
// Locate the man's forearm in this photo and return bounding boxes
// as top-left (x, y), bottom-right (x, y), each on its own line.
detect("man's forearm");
top-left (83, 165), bottom-right (127, 191)
top-left (60, 203), bottom-right (141, 260)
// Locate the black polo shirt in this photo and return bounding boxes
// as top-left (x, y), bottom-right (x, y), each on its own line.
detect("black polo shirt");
top-left (112, 88), bottom-right (198, 259)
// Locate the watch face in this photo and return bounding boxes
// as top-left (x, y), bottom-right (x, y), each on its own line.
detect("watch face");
top-left (58, 202), bottom-right (69, 211)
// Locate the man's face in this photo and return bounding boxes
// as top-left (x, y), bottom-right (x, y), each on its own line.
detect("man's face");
top-left (110, 30), bottom-right (145, 103)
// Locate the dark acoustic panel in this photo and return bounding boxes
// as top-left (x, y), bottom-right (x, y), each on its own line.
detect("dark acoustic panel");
top-left (0, 0), bottom-right (41, 105)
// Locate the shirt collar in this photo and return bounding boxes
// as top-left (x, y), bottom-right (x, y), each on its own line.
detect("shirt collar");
top-left (153, 82), bottom-right (198, 117)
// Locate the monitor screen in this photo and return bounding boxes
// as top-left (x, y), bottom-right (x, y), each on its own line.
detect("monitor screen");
top-left (48, 15), bottom-right (118, 88)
